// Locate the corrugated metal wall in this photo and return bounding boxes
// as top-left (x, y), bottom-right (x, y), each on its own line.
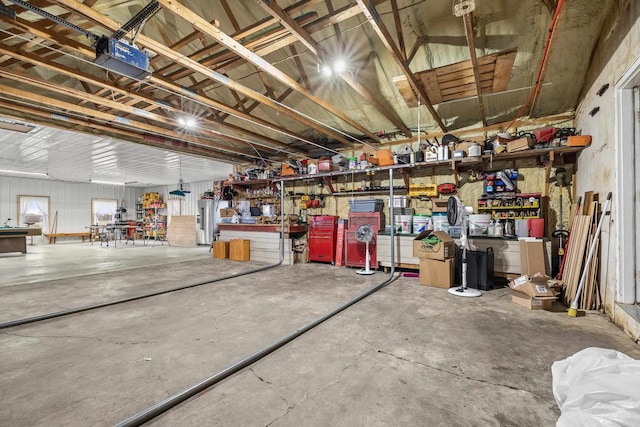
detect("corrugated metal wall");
top-left (145, 180), bottom-right (216, 216)
top-left (0, 176), bottom-right (142, 234)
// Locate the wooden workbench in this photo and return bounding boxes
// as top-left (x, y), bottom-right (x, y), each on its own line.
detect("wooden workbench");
top-left (217, 223), bottom-right (308, 265)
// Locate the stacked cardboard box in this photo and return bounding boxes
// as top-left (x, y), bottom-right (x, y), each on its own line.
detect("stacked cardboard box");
top-left (509, 274), bottom-right (557, 310)
top-left (413, 230), bottom-right (456, 288)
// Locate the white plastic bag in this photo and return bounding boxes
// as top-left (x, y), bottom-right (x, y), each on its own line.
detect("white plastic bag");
top-left (552, 347), bottom-right (640, 426)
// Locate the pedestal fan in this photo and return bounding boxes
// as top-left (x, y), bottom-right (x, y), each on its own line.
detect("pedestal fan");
top-left (447, 196), bottom-right (481, 297)
top-left (355, 223), bottom-right (375, 275)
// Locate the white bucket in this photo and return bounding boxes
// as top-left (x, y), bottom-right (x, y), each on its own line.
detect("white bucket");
top-left (394, 214), bottom-right (413, 233)
top-left (432, 212), bottom-right (448, 232)
top-left (468, 214), bottom-right (491, 236)
top-left (515, 219), bottom-right (529, 237)
top-left (413, 214), bottom-right (431, 234)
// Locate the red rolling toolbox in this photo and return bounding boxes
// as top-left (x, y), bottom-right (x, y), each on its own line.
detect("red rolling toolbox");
top-left (308, 215), bottom-right (338, 263)
top-left (345, 212), bottom-right (380, 269)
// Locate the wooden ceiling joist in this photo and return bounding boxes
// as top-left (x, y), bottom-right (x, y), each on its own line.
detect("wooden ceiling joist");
top-left (256, 0), bottom-right (411, 138)
top-left (0, 84), bottom-right (254, 163)
top-left (0, 43), bottom-right (303, 155)
top-left (462, 12), bottom-right (487, 126)
top-left (0, 99), bottom-right (242, 164)
top-left (157, 0), bottom-right (379, 144)
top-left (255, 0), bottom-right (319, 55)
top-left (50, 0), bottom-right (359, 147)
top-left (355, 0), bottom-right (447, 132)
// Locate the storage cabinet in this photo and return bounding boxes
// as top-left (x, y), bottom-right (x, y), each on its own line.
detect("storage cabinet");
top-left (477, 193), bottom-right (542, 220)
top-left (308, 215), bottom-right (338, 263)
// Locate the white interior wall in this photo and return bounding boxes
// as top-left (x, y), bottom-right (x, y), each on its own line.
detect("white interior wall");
top-left (145, 180), bottom-right (216, 216)
top-left (574, 3), bottom-right (640, 313)
top-left (0, 176), bottom-right (142, 238)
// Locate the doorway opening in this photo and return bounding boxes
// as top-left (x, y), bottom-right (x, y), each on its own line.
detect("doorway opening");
top-left (615, 56), bottom-right (640, 307)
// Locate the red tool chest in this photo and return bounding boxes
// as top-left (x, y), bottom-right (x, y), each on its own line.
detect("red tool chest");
top-left (308, 215), bottom-right (338, 263)
top-left (345, 212), bottom-right (380, 269)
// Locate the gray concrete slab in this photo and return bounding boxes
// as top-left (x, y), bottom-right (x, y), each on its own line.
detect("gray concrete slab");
top-left (0, 245), bottom-right (638, 426)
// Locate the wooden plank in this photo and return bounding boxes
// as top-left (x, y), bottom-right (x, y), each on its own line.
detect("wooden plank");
top-left (392, 75), bottom-right (418, 107)
top-left (441, 82), bottom-right (478, 97)
top-left (582, 191), bottom-right (594, 215)
top-left (437, 63), bottom-right (495, 84)
top-left (167, 215), bottom-right (196, 247)
top-left (492, 50), bottom-right (517, 92)
top-left (419, 70), bottom-right (443, 104)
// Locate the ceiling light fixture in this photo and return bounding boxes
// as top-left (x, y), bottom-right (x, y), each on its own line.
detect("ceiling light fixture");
top-left (0, 169), bottom-right (47, 177)
top-left (333, 59), bottom-right (347, 74)
top-left (90, 179), bottom-right (125, 186)
top-left (321, 64), bottom-right (333, 77)
top-left (177, 117), bottom-right (197, 129)
top-left (0, 118), bottom-right (36, 133)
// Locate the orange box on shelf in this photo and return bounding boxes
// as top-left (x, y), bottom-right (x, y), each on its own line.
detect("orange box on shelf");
top-left (281, 163), bottom-right (295, 176)
top-left (567, 135), bottom-right (592, 147)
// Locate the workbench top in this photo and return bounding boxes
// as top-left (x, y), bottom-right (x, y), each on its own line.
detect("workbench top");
top-left (217, 223), bottom-right (307, 233)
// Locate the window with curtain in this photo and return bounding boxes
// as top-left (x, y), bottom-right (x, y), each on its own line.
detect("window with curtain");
top-left (91, 199), bottom-right (117, 225)
top-left (18, 195), bottom-right (50, 235)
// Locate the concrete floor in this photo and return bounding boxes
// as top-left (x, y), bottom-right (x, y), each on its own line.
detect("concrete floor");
top-left (1, 243), bottom-right (638, 426)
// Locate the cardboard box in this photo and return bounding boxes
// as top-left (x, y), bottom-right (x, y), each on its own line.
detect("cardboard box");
top-left (318, 159), bottom-right (331, 171)
top-left (220, 208), bottom-right (237, 218)
top-left (431, 198), bottom-right (449, 213)
top-left (506, 136), bottom-right (535, 153)
top-left (519, 239), bottom-right (548, 276)
top-left (509, 274), bottom-right (556, 297)
top-left (213, 241), bottom-right (229, 259)
top-left (419, 258), bottom-right (455, 288)
top-left (511, 291), bottom-right (554, 310)
top-left (229, 239), bottom-right (250, 261)
top-left (413, 230), bottom-right (455, 260)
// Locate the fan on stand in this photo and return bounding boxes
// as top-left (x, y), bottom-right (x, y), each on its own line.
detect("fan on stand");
top-left (447, 196), bottom-right (481, 298)
top-left (355, 223), bottom-right (375, 275)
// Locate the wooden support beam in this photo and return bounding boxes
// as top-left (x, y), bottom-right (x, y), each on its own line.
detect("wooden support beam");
top-left (0, 44), bottom-right (304, 155)
top-left (390, 0), bottom-right (406, 59)
top-left (0, 99), bottom-right (243, 164)
top-left (290, 45), bottom-right (313, 92)
top-left (355, 0), bottom-right (447, 132)
top-left (339, 73), bottom-right (411, 137)
top-left (0, 83), bottom-right (255, 162)
top-left (221, 0), bottom-right (241, 32)
top-left (255, 0), bottom-right (319, 55)
top-left (406, 35), bottom-right (425, 66)
top-left (51, 0), bottom-right (355, 147)
top-left (157, 0), bottom-right (378, 143)
top-left (462, 12), bottom-right (487, 127)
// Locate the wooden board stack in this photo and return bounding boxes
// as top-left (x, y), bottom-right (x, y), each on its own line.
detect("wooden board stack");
top-left (561, 192), bottom-right (602, 309)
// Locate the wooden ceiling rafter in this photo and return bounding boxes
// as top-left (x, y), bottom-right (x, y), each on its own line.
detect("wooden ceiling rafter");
top-left (49, 0), bottom-right (359, 147)
top-left (355, 0), bottom-right (447, 132)
top-left (157, 1), bottom-right (384, 93)
top-left (289, 45), bottom-right (312, 92)
top-left (157, 0), bottom-right (378, 144)
top-left (462, 12), bottom-right (487, 126)
top-left (406, 35), bottom-right (425, 66)
top-left (0, 12), bottom-right (314, 156)
top-left (389, 0), bottom-right (406, 59)
top-left (0, 83), bottom-right (256, 163)
top-left (220, 0), bottom-right (241, 32)
top-left (0, 42), bottom-right (304, 155)
top-left (324, 0), bottom-right (344, 50)
top-left (0, 67), bottom-right (277, 157)
top-left (0, 98), bottom-right (243, 164)
top-left (254, 0), bottom-right (411, 139)
top-left (255, 0), bottom-right (319, 56)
